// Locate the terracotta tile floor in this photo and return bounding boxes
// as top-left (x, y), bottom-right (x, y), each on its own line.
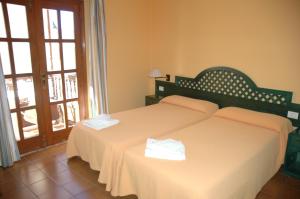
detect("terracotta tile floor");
top-left (0, 143), bottom-right (300, 199)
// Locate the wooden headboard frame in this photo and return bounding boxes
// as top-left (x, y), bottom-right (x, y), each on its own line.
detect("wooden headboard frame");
top-left (155, 66), bottom-right (300, 127)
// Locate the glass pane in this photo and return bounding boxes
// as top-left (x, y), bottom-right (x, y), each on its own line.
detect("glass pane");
top-left (45, 42), bottom-right (61, 71)
top-left (0, 3), bottom-right (6, 38)
top-left (12, 42), bottom-right (32, 74)
top-left (7, 3), bottom-right (29, 38)
top-left (5, 78), bottom-right (16, 109)
top-left (61, 11), bottom-right (74, 39)
top-left (11, 112), bottom-right (20, 141)
top-left (16, 76), bottom-right (36, 108)
top-left (0, 42), bottom-right (11, 75)
top-left (65, 72), bottom-right (78, 99)
top-left (51, 103), bottom-right (66, 131)
top-left (62, 43), bottom-right (76, 70)
top-left (48, 74), bottom-right (63, 102)
top-left (42, 9), bottom-right (58, 39)
top-left (22, 109), bottom-right (39, 139)
top-left (67, 101), bottom-right (80, 127)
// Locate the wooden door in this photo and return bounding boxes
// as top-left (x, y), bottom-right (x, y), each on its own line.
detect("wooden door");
top-left (36, 0), bottom-right (86, 146)
top-left (0, 0), bottom-right (86, 153)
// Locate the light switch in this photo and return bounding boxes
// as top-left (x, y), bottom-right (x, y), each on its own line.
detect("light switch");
top-left (287, 111), bottom-right (299, 120)
top-left (158, 86), bottom-right (164, 92)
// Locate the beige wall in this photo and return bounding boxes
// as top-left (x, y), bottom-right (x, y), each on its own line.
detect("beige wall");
top-left (105, 0), bottom-right (152, 112)
top-left (151, 0), bottom-right (300, 103)
top-left (105, 0), bottom-right (300, 113)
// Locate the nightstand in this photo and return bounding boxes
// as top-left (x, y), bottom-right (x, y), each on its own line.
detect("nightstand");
top-left (284, 128), bottom-right (300, 179)
top-left (145, 95), bottom-right (163, 106)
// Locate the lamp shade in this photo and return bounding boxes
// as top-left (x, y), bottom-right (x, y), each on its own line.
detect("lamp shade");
top-left (149, 69), bottom-right (162, 78)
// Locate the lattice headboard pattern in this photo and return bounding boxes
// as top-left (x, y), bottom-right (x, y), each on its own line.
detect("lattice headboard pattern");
top-left (175, 67), bottom-right (292, 106)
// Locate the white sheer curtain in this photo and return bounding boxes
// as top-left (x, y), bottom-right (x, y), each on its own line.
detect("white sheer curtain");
top-left (85, 0), bottom-right (109, 117)
top-left (0, 58), bottom-right (20, 167)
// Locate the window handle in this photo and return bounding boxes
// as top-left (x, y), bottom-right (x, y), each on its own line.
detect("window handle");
top-left (41, 74), bottom-right (47, 89)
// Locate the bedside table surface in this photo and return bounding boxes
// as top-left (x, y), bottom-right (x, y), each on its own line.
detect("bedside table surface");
top-left (145, 95), bottom-right (163, 106)
top-left (146, 95), bottom-right (163, 98)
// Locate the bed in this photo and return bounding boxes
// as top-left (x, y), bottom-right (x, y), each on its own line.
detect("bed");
top-left (68, 66), bottom-right (297, 198)
top-left (66, 95), bottom-right (219, 191)
top-left (115, 107), bottom-right (293, 199)
top-left (111, 66), bottom-right (297, 198)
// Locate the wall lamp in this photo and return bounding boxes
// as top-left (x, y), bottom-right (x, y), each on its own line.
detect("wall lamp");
top-left (149, 69), bottom-right (170, 81)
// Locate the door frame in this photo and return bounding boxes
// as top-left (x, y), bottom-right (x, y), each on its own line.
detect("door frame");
top-left (1, 0), bottom-right (87, 153)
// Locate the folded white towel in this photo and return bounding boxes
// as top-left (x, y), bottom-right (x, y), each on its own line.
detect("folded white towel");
top-left (145, 138), bottom-right (186, 161)
top-left (82, 114), bottom-right (120, 130)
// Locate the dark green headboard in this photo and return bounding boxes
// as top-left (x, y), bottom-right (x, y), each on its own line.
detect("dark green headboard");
top-left (155, 66), bottom-right (300, 126)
